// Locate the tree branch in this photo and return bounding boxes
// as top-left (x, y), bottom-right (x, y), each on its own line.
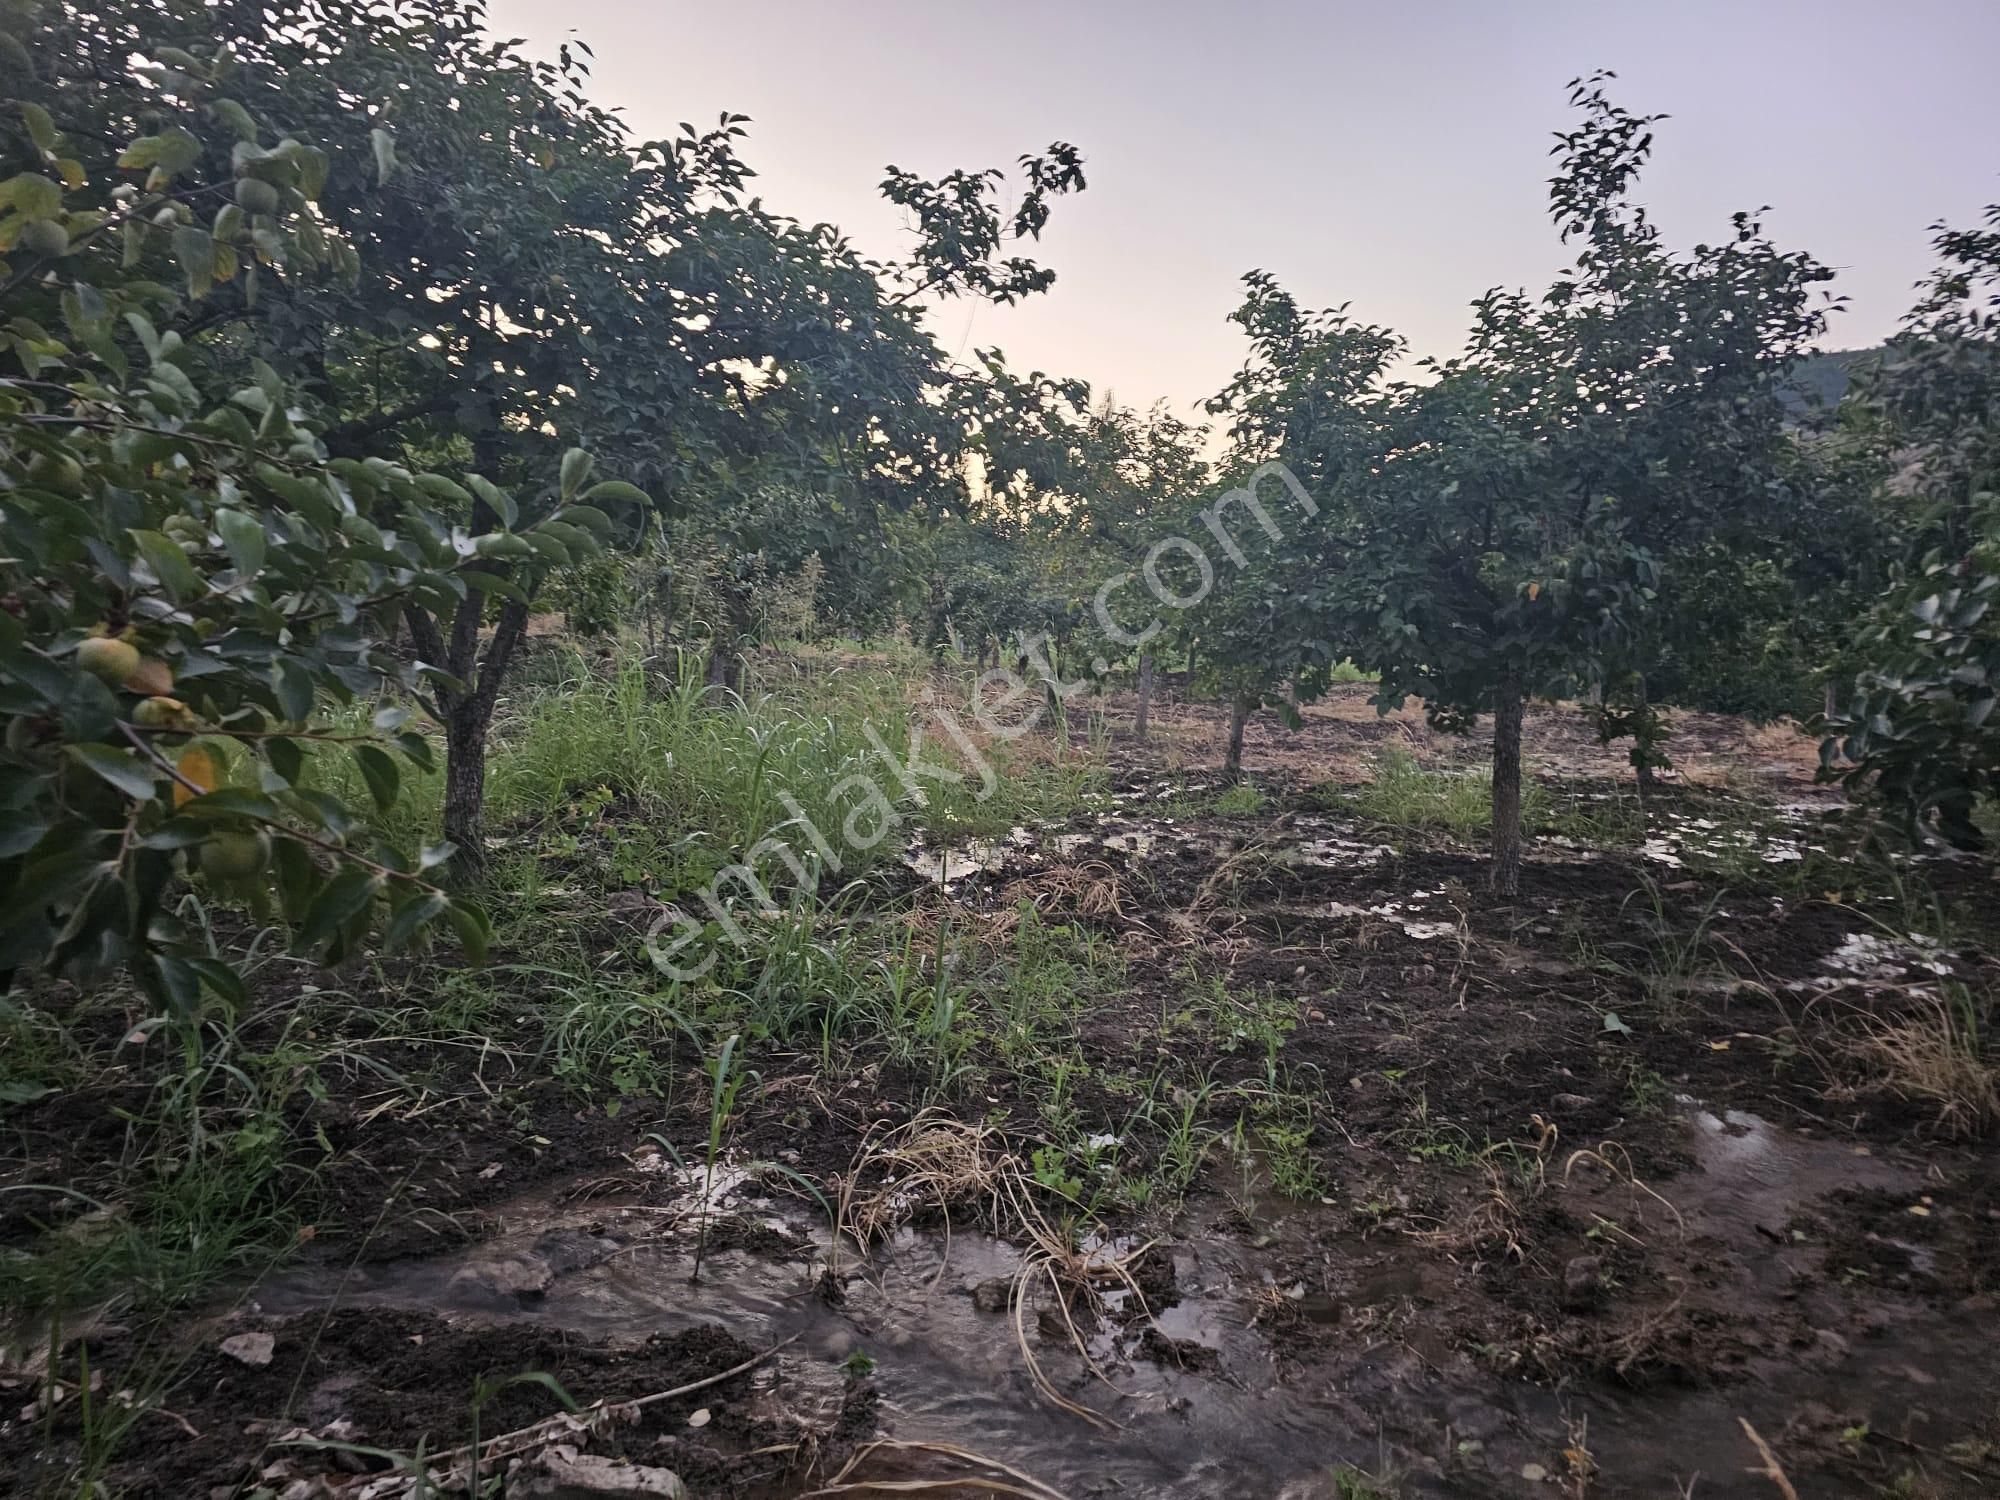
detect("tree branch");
top-left (323, 392), bottom-right (456, 458)
top-left (473, 598), bottom-right (531, 721)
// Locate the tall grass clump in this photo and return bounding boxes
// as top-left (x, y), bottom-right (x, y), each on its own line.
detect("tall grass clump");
top-left (1355, 747), bottom-right (1550, 839)
top-left (489, 649), bottom-right (1101, 881)
top-left (311, 647), bottom-right (1105, 903)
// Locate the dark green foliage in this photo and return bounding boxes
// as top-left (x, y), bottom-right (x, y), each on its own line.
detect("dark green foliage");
top-left (9, 0), bottom-right (1094, 870)
top-left (1826, 207), bottom-right (2000, 846)
top-left (0, 10), bottom-right (626, 998)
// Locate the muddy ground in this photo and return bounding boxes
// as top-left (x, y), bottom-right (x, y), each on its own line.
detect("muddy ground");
top-left (4, 687), bottom-right (1998, 1498)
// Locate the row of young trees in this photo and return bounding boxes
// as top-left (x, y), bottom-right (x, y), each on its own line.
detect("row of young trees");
top-left (2, 0), bottom-right (1994, 1015)
top-left (906, 78), bottom-right (1999, 896)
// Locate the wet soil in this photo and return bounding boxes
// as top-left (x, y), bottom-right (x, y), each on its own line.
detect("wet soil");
top-left (5, 696), bottom-right (1999, 1498)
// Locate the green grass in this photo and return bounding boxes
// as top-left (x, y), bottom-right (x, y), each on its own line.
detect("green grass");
top-left (1349, 747), bottom-right (1552, 840)
top-left (4, 642), bottom-right (1339, 1490)
top-left (0, 999), bottom-right (330, 1321)
top-left (1324, 1464), bottom-right (1400, 1498)
top-left (312, 648), bottom-right (1106, 903)
top-left (1210, 781), bottom-right (1267, 816)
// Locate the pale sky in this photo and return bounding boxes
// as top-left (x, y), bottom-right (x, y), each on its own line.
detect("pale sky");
top-left (491, 0), bottom-right (2000, 424)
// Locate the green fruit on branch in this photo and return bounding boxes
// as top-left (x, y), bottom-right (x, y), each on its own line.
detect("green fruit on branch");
top-left (19, 219), bottom-right (69, 258)
top-left (26, 451), bottom-right (83, 495)
top-left (76, 635), bottom-right (141, 686)
top-left (132, 695), bottom-right (196, 731)
top-left (199, 829), bottom-right (271, 881)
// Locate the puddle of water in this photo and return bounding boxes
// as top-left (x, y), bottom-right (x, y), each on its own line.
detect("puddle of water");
top-left (254, 1198), bottom-right (1373, 1499)
top-left (1677, 1106), bottom-right (1911, 1225)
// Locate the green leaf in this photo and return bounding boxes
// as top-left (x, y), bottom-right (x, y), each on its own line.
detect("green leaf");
top-left (562, 505), bottom-right (614, 539)
top-left (272, 836), bottom-right (316, 923)
top-left (0, 173), bottom-right (61, 220)
top-left (465, 473), bottom-right (516, 529)
top-left (210, 98), bottom-right (259, 143)
top-left (293, 144), bottom-right (330, 202)
top-left (294, 862), bottom-right (382, 954)
top-left (20, 103), bottom-right (57, 158)
top-left (65, 744), bottom-right (160, 801)
top-left (351, 743), bottom-right (399, 812)
top-left (446, 898), bottom-right (491, 964)
top-left (149, 130), bottom-right (203, 178)
top-left (559, 448), bottom-right (593, 500)
top-left (0, 808), bottom-right (49, 859)
top-left (264, 736), bottom-right (305, 785)
top-left (186, 956), bottom-right (247, 1012)
top-left (149, 953), bottom-right (203, 1015)
top-left (460, 570), bottom-right (529, 605)
top-left (579, 479), bottom-right (648, 508)
top-left (136, 817), bottom-right (214, 851)
top-left (129, 529), bottom-right (204, 603)
top-left (272, 659), bottom-right (315, 723)
top-left (171, 225), bottom-right (216, 298)
top-left (394, 730), bottom-right (435, 773)
top-left (524, 531), bottom-right (572, 566)
top-left (178, 787), bottom-right (286, 821)
top-left (414, 473), bottom-right (473, 508)
top-left (215, 508), bottom-right (266, 576)
top-left (383, 890), bottom-right (449, 950)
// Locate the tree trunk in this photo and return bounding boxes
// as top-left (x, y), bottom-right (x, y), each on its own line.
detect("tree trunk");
top-left (1134, 651), bottom-right (1155, 741)
top-left (1225, 692), bottom-right (1251, 775)
top-left (1490, 673), bottom-right (1526, 896)
top-left (413, 590), bottom-right (529, 885)
top-left (442, 699), bottom-right (492, 874)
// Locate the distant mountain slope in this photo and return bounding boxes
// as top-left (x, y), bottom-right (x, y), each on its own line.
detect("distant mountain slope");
top-left (1781, 344), bottom-right (1894, 413)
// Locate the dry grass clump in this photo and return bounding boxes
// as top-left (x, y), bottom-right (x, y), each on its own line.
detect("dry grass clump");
top-left (833, 1111), bottom-right (1158, 1430)
top-left (1417, 1159), bottom-right (1528, 1261)
top-left (1187, 838), bottom-right (1285, 914)
top-left (1848, 982), bottom-right (1999, 1138)
top-left (835, 1110), bottom-right (1010, 1248)
top-left (1012, 860), bottom-right (1127, 920)
top-left (1414, 1115), bottom-right (1559, 1261)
